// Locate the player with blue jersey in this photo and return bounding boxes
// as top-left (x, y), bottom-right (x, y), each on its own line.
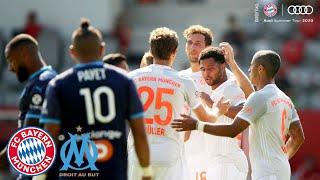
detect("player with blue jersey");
top-left (0, 34), bottom-right (57, 179)
top-left (40, 19), bottom-right (151, 180)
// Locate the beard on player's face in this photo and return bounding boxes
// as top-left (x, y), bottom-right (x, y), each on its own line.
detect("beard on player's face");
top-left (187, 52), bottom-right (199, 64)
top-left (16, 65), bottom-right (30, 82)
top-left (205, 70), bottom-right (222, 86)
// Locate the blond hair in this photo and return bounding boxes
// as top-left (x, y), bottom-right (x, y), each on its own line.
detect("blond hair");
top-left (183, 25), bottom-right (213, 46)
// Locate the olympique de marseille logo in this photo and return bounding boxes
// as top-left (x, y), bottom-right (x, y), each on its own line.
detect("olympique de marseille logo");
top-left (7, 127), bottom-right (56, 176)
top-left (60, 133), bottom-right (98, 171)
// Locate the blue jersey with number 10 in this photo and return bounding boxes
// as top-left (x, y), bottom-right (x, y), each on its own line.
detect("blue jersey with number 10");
top-left (40, 61), bottom-right (144, 180)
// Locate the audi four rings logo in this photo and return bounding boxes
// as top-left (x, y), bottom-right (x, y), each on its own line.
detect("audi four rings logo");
top-left (287, 5), bottom-right (313, 15)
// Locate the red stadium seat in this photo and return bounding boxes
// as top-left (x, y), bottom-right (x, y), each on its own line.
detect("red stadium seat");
top-left (298, 15), bottom-right (320, 39)
top-left (281, 40), bottom-right (304, 65)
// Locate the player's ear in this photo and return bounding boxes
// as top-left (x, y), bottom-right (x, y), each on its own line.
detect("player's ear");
top-left (99, 42), bottom-right (106, 58)
top-left (257, 64), bottom-right (266, 76)
top-left (172, 48), bottom-right (178, 59)
top-left (69, 45), bottom-right (77, 61)
top-left (221, 62), bottom-right (226, 68)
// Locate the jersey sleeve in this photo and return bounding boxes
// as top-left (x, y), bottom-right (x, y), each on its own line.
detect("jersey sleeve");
top-left (25, 82), bottom-right (50, 120)
top-left (236, 92), bottom-right (267, 124)
top-left (290, 107), bottom-right (300, 123)
top-left (40, 79), bottom-right (61, 124)
top-left (184, 78), bottom-right (201, 109)
top-left (223, 82), bottom-right (246, 106)
top-left (127, 79), bottom-right (144, 120)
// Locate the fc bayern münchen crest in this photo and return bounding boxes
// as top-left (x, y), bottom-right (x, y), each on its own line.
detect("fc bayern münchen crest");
top-left (263, 3), bottom-right (278, 17)
top-left (7, 127), bottom-right (56, 176)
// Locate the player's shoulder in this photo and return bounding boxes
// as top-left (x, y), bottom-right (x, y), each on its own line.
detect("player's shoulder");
top-left (128, 66), bottom-right (153, 77)
top-left (178, 68), bottom-right (191, 76)
top-left (48, 68), bottom-right (74, 87)
top-left (222, 80), bottom-right (244, 95)
top-left (102, 64), bottom-right (134, 86)
top-left (38, 68), bottom-right (57, 82)
top-left (247, 88), bottom-right (270, 103)
top-left (104, 64), bottom-right (128, 77)
top-left (177, 73), bottom-right (197, 89)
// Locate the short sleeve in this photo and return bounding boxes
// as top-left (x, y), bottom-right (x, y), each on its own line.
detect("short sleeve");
top-left (223, 83), bottom-right (246, 106)
top-left (128, 79), bottom-right (144, 120)
top-left (40, 80), bottom-right (61, 124)
top-left (290, 107), bottom-right (300, 123)
top-left (25, 82), bottom-right (49, 120)
top-left (236, 92), bottom-right (267, 124)
top-left (184, 78), bottom-right (201, 109)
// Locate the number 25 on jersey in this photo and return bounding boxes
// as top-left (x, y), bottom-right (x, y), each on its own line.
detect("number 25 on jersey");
top-left (138, 86), bottom-right (174, 126)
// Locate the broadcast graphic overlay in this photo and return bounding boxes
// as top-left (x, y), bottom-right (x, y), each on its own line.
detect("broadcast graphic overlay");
top-left (255, 0), bottom-right (315, 23)
top-left (7, 127), bottom-right (56, 176)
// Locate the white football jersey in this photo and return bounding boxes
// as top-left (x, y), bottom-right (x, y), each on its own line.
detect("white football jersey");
top-left (179, 68), bottom-right (234, 156)
top-left (205, 79), bottom-right (246, 157)
top-left (179, 68), bottom-right (211, 157)
top-left (128, 64), bottom-right (201, 166)
top-left (236, 84), bottom-right (299, 179)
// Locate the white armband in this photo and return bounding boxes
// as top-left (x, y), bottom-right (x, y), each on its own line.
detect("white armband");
top-left (142, 166), bottom-right (153, 177)
top-left (196, 121), bottom-right (205, 131)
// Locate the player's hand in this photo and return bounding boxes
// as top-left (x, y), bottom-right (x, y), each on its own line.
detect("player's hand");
top-left (200, 92), bottom-right (214, 107)
top-left (219, 42), bottom-right (236, 66)
top-left (172, 114), bottom-right (197, 131)
top-left (142, 176), bottom-right (152, 180)
top-left (214, 97), bottom-right (230, 115)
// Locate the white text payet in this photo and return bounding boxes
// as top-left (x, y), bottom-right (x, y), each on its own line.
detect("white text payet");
top-left (77, 68), bottom-right (106, 82)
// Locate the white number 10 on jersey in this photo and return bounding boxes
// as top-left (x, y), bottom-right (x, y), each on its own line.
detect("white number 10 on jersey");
top-left (80, 86), bottom-right (116, 125)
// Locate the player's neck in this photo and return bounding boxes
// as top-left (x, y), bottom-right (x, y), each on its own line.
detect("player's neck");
top-left (154, 59), bottom-right (172, 67)
top-left (28, 58), bottom-right (46, 76)
top-left (257, 79), bottom-right (275, 90)
top-left (190, 63), bottom-right (200, 72)
top-left (211, 73), bottom-right (228, 90)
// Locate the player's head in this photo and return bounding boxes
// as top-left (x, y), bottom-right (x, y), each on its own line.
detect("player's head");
top-left (103, 53), bottom-right (129, 71)
top-left (249, 50), bottom-right (281, 85)
top-left (140, 52), bottom-right (153, 68)
top-left (149, 27), bottom-right (178, 65)
top-left (70, 18), bottom-right (105, 63)
top-left (183, 25), bottom-right (213, 64)
top-left (199, 46), bottom-right (226, 86)
top-left (5, 34), bottom-right (40, 82)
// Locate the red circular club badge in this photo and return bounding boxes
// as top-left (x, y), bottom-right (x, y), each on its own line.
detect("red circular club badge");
top-left (7, 127), bottom-right (56, 176)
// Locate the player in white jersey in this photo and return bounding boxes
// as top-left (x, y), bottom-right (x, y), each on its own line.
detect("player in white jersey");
top-left (127, 27), bottom-right (230, 180)
top-left (197, 46), bottom-right (248, 180)
top-left (172, 49), bottom-right (305, 180)
top-left (179, 25), bottom-right (236, 179)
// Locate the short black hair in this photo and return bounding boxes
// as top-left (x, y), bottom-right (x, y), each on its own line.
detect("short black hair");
top-left (199, 46), bottom-right (225, 64)
top-left (253, 50), bottom-right (281, 78)
top-left (6, 33), bottom-right (38, 53)
top-left (103, 53), bottom-right (127, 66)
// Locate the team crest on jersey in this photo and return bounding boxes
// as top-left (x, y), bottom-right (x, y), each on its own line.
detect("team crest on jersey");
top-left (32, 94), bottom-right (42, 105)
top-left (7, 127), bottom-right (56, 176)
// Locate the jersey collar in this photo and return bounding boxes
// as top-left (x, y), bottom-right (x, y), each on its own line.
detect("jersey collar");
top-left (263, 83), bottom-right (277, 90)
top-left (150, 64), bottom-right (173, 70)
top-left (74, 60), bottom-right (103, 68)
top-left (28, 66), bottom-right (52, 81)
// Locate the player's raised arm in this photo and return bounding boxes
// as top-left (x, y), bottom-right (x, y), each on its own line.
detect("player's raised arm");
top-left (220, 42), bottom-right (254, 98)
top-left (285, 109), bottom-right (305, 160)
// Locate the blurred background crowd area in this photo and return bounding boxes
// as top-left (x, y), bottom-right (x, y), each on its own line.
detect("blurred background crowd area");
top-left (0, 0), bottom-right (319, 179)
